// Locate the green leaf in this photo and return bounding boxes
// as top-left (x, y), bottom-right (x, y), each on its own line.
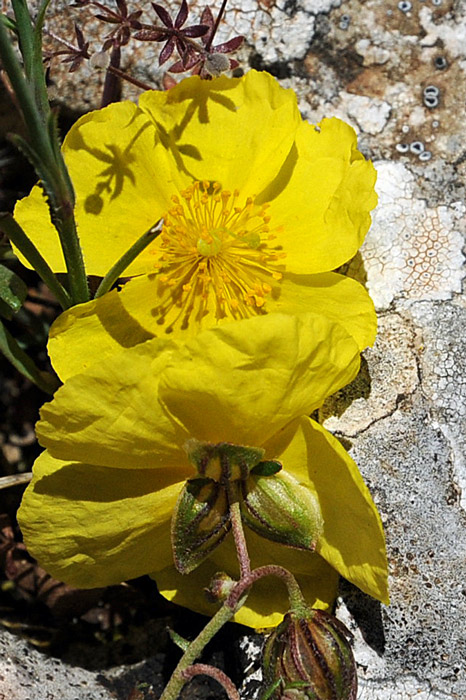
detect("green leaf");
top-left (0, 264), bottom-right (27, 319)
top-left (0, 213), bottom-right (71, 310)
top-left (167, 628), bottom-right (190, 652)
top-left (0, 14), bottom-right (17, 33)
top-left (0, 319), bottom-right (59, 393)
top-left (8, 133), bottom-right (57, 208)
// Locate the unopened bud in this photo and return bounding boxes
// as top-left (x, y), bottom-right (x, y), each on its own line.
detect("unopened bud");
top-left (171, 478), bottom-right (230, 574)
top-left (262, 610), bottom-right (357, 700)
top-left (205, 571), bottom-right (236, 603)
top-left (240, 473), bottom-right (322, 550)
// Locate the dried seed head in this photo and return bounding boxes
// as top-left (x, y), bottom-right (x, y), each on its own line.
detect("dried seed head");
top-left (204, 52), bottom-right (231, 76)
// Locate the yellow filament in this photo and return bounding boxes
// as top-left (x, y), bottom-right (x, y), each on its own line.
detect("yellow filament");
top-left (155, 181), bottom-right (285, 323)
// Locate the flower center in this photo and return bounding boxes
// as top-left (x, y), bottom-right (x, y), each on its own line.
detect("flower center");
top-left (154, 181), bottom-right (286, 327)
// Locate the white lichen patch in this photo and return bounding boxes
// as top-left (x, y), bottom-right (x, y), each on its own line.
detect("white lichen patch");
top-left (355, 39), bottom-right (391, 66)
top-left (359, 161), bottom-right (465, 309)
top-left (344, 93), bottom-right (392, 134)
top-left (218, 0), bottom-right (342, 64)
top-left (419, 5), bottom-right (466, 58)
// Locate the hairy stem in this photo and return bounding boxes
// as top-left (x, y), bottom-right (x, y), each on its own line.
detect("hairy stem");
top-left (182, 664), bottom-right (240, 700)
top-left (159, 603), bottom-right (237, 700)
top-left (227, 565), bottom-right (308, 615)
top-left (229, 498), bottom-right (251, 578)
top-left (0, 214), bottom-right (72, 310)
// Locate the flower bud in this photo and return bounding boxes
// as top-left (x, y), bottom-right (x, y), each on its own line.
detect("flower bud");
top-left (262, 610), bottom-right (357, 700)
top-left (240, 472), bottom-right (323, 550)
top-left (204, 571), bottom-right (237, 603)
top-left (171, 478), bottom-right (230, 574)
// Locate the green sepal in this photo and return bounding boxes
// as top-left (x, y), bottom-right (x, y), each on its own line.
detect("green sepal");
top-left (0, 264), bottom-right (27, 319)
top-left (251, 460), bottom-right (282, 476)
top-left (240, 473), bottom-right (323, 551)
top-left (171, 478), bottom-right (231, 574)
top-left (185, 438), bottom-right (265, 482)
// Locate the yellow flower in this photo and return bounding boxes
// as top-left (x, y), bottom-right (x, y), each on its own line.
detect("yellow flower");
top-left (18, 313), bottom-right (388, 628)
top-left (14, 70), bottom-right (377, 380)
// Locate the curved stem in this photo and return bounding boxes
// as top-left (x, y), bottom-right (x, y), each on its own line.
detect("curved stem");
top-left (227, 565), bottom-right (307, 615)
top-left (182, 664), bottom-right (240, 700)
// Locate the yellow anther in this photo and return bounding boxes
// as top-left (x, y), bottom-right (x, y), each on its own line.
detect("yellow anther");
top-left (156, 180), bottom-right (285, 320)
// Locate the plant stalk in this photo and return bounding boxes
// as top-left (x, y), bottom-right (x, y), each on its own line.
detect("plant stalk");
top-left (159, 604), bottom-right (237, 700)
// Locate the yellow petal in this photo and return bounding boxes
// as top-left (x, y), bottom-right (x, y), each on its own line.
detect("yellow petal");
top-left (159, 312), bottom-right (360, 446)
top-left (263, 118), bottom-right (377, 273)
top-left (37, 337), bottom-right (192, 470)
top-left (14, 101), bottom-right (177, 276)
top-left (155, 528), bottom-right (339, 629)
top-left (47, 270), bottom-right (374, 381)
top-left (47, 279), bottom-right (157, 381)
top-left (267, 271), bottom-right (377, 351)
top-left (265, 416), bottom-right (389, 604)
top-left (41, 312), bottom-right (358, 470)
top-left (18, 451), bottom-right (183, 588)
top-left (139, 70), bottom-right (301, 196)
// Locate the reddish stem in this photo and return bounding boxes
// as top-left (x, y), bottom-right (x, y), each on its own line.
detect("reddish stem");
top-left (229, 498), bottom-right (251, 578)
top-left (101, 44), bottom-right (121, 107)
top-left (205, 0), bottom-right (229, 51)
top-left (227, 564), bottom-right (307, 614)
top-left (182, 664), bottom-right (240, 700)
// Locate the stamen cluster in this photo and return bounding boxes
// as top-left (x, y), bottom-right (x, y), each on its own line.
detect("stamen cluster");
top-left (155, 181), bottom-right (286, 322)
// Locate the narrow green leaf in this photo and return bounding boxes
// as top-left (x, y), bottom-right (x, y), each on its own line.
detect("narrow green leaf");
top-left (0, 213), bottom-right (71, 310)
top-left (8, 133), bottom-right (57, 206)
top-left (31, 0), bottom-right (54, 119)
top-left (0, 264), bottom-right (27, 319)
top-left (0, 14), bottom-right (17, 32)
top-left (95, 220), bottom-right (164, 298)
top-left (11, 0), bottom-right (34, 77)
top-left (167, 628), bottom-right (190, 652)
top-left (0, 319), bottom-right (59, 394)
